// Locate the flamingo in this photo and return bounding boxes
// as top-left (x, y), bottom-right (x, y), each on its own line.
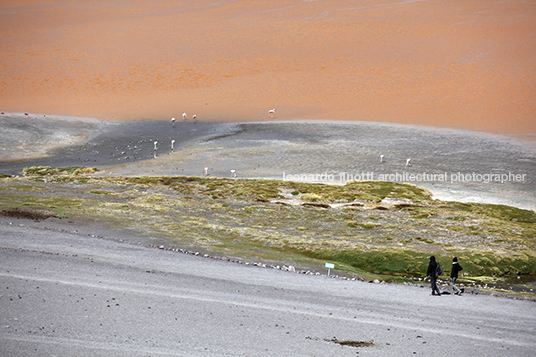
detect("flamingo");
top-left (406, 158), bottom-right (411, 167)
top-left (171, 117), bottom-right (176, 123)
top-left (204, 167), bottom-right (209, 177)
top-left (182, 112), bottom-right (187, 121)
top-left (171, 139), bottom-right (175, 152)
top-left (230, 169), bottom-right (237, 178)
top-left (268, 108), bottom-right (275, 118)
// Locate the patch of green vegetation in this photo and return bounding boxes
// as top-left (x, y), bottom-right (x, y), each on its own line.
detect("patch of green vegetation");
top-left (305, 248), bottom-right (428, 276)
top-left (456, 251), bottom-right (536, 276)
top-left (359, 223), bottom-right (375, 229)
top-left (346, 221), bottom-right (357, 228)
top-left (0, 184), bottom-right (47, 192)
top-left (521, 227), bottom-right (536, 239)
top-left (447, 202), bottom-right (473, 212)
top-left (473, 203), bottom-right (536, 224)
top-left (111, 176), bottom-right (434, 205)
top-left (301, 193), bottom-right (323, 202)
top-left (89, 190), bottom-right (111, 195)
top-left (23, 166), bottom-right (98, 176)
top-left (0, 207), bottom-right (57, 220)
top-left (446, 216), bottom-right (467, 222)
top-left (0, 194), bottom-right (88, 218)
top-left (1, 169), bottom-right (534, 288)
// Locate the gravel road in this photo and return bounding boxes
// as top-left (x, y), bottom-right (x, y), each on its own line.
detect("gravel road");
top-left (1, 216), bottom-right (534, 356)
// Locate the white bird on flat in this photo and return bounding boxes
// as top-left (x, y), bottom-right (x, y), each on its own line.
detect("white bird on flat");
top-left (182, 112), bottom-right (187, 120)
top-left (406, 158), bottom-right (411, 167)
top-left (204, 167), bottom-right (209, 177)
top-left (268, 108), bottom-right (275, 118)
top-left (171, 140), bottom-right (175, 152)
top-left (380, 155), bottom-right (385, 163)
top-left (171, 117), bottom-right (175, 123)
top-left (153, 141), bottom-right (158, 158)
top-left (230, 169), bottom-right (237, 178)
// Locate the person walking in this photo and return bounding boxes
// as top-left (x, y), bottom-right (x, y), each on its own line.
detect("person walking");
top-left (427, 256), bottom-right (441, 296)
top-left (451, 257), bottom-right (463, 295)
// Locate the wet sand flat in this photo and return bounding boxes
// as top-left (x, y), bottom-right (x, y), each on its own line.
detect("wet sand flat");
top-left (1, 0), bottom-right (535, 133)
top-left (100, 120), bottom-right (536, 211)
top-left (1, 114), bottom-right (535, 212)
top-left (0, 112), bottom-right (237, 173)
top-left (0, 113), bottom-right (101, 161)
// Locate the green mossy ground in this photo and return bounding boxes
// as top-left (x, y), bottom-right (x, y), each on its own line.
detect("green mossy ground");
top-left (1, 166), bottom-right (535, 292)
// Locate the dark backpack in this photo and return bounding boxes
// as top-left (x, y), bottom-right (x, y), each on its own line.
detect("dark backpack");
top-left (435, 263), bottom-right (443, 277)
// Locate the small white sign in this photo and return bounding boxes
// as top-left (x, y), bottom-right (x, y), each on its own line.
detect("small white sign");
top-left (325, 263), bottom-right (334, 269)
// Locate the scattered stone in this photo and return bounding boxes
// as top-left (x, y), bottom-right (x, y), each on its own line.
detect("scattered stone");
top-left (327, 338), bottom-right (374, 348)
top-left (302, 202), bottom-right (331, 209)
top-left (346, 203), bottom-right (364, 207)
top-left (374, 206), bottom-right (389, 210)
top-left (273, 201), bottom-right (290, 206)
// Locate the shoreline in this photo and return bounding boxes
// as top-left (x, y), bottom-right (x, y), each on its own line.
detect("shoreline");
top-left (2, 112), bottom-right (535, 212)
top-left (4, 111), bottom-right (536, 142)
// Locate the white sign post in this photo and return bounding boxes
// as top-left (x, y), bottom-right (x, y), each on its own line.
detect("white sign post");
top-left (325, 263), bottom-right (334, 277)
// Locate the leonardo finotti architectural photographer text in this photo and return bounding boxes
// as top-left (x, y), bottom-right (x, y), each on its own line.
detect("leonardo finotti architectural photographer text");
top-left (282, 171), bottom-right (527, 184)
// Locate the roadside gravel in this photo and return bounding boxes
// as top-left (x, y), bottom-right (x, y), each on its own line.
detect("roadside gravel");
top-left (1, 216), bottom-right (535, 356)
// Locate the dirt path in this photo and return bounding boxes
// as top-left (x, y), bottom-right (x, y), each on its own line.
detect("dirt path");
top-left (1, 217), bottom-right (535, 356)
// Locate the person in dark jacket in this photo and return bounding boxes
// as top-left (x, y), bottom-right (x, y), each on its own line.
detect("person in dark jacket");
top-left (426, 256), bottom-right (441, 296)
top-left (450, 257), bottom-right (463, 295)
